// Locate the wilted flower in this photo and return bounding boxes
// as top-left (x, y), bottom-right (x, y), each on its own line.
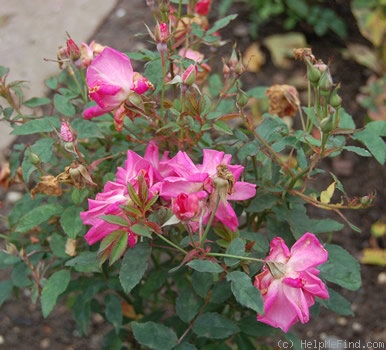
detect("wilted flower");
top-left (31, 175), bottom-right (62, 199)
top-left (266, 84), bottom-right (300, 118)
top-left (254, 232), bottom-right (329, 332)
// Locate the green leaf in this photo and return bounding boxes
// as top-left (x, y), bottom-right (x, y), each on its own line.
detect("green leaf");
top-left (131, 321), bottom-right (178, 350)
top-left (23, 97), bottom-right (51, 108)
top-left (239, 316), bottom-right (277, 337)
top-left (317, 288), bottom-right (353, 316)
top-left (31, 138), bottom-right (55, 163)
top-left (206, 14), bottom-right (238, 35)
top-left (65, 251), bottom-right (100, 273)
top-left (0, 251), bottom-right (20, 268)
top-left (352, 122), bottom-right (386, 164)
top-left (187, 259), bottom-right (223, 273)
top-left (246, 191), bottom-right (278, 213)
top-left (60, 206), bottom-right (84, 238)
top-left (100, 215), bottom-right (129, 227)
top-left (54, 93), bottom-right (76, 116)
top-left (109, 230), bottom-right (129, 266)
top-left (71, 118), bottom-right (104, 139)
top-left (11, 262), bottom-right (32, 287)
top-left (119, 242), bottom-right (151, 293)
top-left (256, 114), bottom-right (289, 142)
top-left (213, 120), bottom-right (233, 135)
top-left (74, 297), bottom-right (91, 335)
top-left (11, 116), bottom-right (60, 135)
top-left (15, 204), bottom-right (62, 233)
top-left (175, 343), bottom-right (197, 350)
top-left (319, 244), bottom-right (361, 290)
top-left (237, 140), bottom-right (260, 162)
top-left (0, 280), bottom-right (13, 306)
top-left (105, 294), bottom-right (123, 333)
top-left (344, 146), bottom-right (371, 157)
top-left (45, 76), bottom-right (58, 90)
top-left (50, 232), bottom-right (68, 258)
top-left (309, 218), bottom-right (344, 233)
top-left (176, 288), bottom-right (203, 323)
top-left (227, 271), bottom-right (264, 313)
top-left (210, 280), bottom-right (232, 304)
top-left (338, 108), bottom-right (356, 130)
top-left (41, 270), bottom-right (70, 318)
top-left (225, 238), bottom-right (246, 267)
top-left (192, 312), bottom-right (239, 339)
top-left (139, 269), bottom-right (168, 298)
top-left (192, 271), bottom-right (213, 298)
top-left (130, 223), bottom-right (153, 238)
top-left (102, 329), bottom-right (123, 350)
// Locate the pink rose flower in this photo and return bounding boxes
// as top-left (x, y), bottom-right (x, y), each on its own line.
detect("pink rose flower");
top-left (80, 143), bottom-right (163, 246)
top-left (172, 191), bottom-right (207, 221)
top-left (160, 149), bottom-right (256, 231)
top-left (254, 232), bottom-right (329, 332)
top-left (83, 47), bottom-right (151, 120)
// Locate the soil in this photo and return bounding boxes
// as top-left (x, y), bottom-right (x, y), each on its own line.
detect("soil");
top-left (0, 1), bottom-right (385, 349)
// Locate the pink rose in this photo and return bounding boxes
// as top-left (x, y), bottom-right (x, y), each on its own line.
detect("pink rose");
top-left (83, 47), bottom-right (151, 120)
top-left (160, 149), bottom-right (256, 231)
top-left (254, 232), bottom-right (329, 332)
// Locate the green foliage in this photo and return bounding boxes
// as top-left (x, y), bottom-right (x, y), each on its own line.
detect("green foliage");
top-left (242, 0), bottom-right (347, 39)
top-left (41, 270), bottom-right (71, 317)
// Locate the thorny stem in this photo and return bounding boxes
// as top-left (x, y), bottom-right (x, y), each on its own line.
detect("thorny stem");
top-left (155, 232), bottom-right (187, 254)
top-left (177, 287), bottom-right (212, 344)
top-left (207, 252), bottom-right (265, 264)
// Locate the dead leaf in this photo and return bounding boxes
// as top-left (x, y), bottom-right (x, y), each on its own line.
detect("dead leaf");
top-left (31, 175), bottom-right (62, 199)
top-left (263, 32), bottom-right (307, 68)
top-left (65, 238), bottom-right (77, 257)
top-left (320, 182), bottom-right (336, 204)
top-left (351, 4), bottom-right (386, 47)
top-left (242, 42), bottom-right (266, 72)
top-left (343, 44), bottom-right (382, 74)
top-left (360, 248), bottom-right (386, 267)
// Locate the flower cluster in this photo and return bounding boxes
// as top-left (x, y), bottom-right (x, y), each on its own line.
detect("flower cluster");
top-left (81, 142), bottom-right (257, 245)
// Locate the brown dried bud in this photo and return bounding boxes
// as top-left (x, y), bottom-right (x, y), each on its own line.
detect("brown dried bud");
top-left (215, 164), bottom-right (235, 195)
top-left (266, 84), bottom-right (300, 118)
top-left (293, 48), bottom-right (316, 63)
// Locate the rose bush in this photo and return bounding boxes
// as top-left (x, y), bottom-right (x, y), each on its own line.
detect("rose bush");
top-left (1, 1), bottom-right (385, 349)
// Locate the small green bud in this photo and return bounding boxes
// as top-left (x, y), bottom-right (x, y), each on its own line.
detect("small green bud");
top-left (236, 89), bottom-right (249, 108)
top-left (318, 69), bottom-right (333, 95)
top-left (320, 115), bottom-right (333, 133)
top-left (29, 150), bottom-right (41, 165)
top-left (306, 59), bottom-right (321, 85)
top-left (330, 85), bottom-right (342, 108)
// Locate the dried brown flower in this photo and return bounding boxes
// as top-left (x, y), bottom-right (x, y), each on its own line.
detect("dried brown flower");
top-left (266, 84), bottom-right (300, 118)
